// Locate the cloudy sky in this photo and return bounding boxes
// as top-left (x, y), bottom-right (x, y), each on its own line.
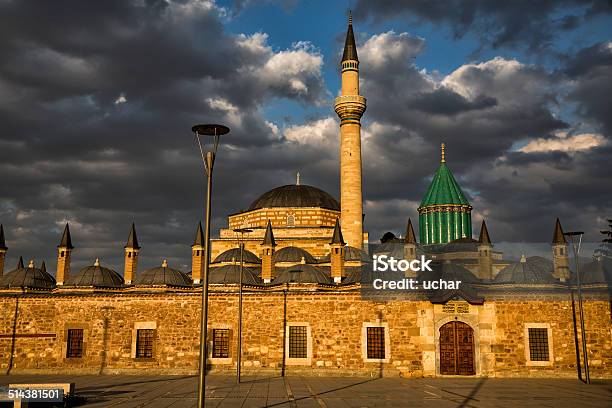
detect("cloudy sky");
top-left (0, 0), bottom-right (611, 272)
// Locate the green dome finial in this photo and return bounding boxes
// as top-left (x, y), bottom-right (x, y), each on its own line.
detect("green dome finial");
top-left (441, 142), bottom-right (446, 163)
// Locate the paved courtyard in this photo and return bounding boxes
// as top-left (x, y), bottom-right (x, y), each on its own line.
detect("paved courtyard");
top-left (0, 375), bottom-right (610, 407)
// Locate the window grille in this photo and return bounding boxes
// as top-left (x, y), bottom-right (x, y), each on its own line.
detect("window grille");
top-left (136, 329), bottom-right (154, 358)
top-left (66, 329), bottom-right (83, 358)
top-left (367, 327), bottom-right (385, 359)
top-left (212, 329), bottom-right (230, 358)
top-left (289, 326), bottom-right (307, 358)
top-left (528, 328), bottom-right (549, 361)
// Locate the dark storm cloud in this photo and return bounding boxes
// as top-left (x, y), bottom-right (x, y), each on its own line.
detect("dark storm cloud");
top-left (353, 0), bottom-right (612, 53)
top-left (0, 0), bottom-right (328, 272)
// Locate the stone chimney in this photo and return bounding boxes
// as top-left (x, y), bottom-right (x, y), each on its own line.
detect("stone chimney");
top-left (0, 224), bottom-right (7, 277)
top-left (330, 218), bottom-right (346, 284)
top-left (260, 220), bottom-right (276, 283)
top-left (477, 220), bottom-right (493, 280)
top-left (191, 222), bottom-right (205, 284)
top-left (551, 218), bottom-right (570, 282)
top-left (403, 218), bottom-right (417, 278)
top-left (56, 223), bottom-right (74, 285)
top-left (124, 222), bottom-right (140, 284)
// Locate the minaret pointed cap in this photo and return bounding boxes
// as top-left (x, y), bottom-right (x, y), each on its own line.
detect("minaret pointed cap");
top-left (552, 218), bottom-right (566, 244)
top-left (125, 222), bottom-right (140, 249)
top-left (17, 256), bottom-right (24, 269)
top-left (405, 218), bottom-right (417, 244)
top-left (262, 220), bottom-right (276, 246)
top-left (0, 224), bottom-right (7, 250)
top-left (331, 218), bottom-right (346, 245)
top-left (193, 222), bottom-right (204, 247)
top-left (478, 220), bottom-right (491, 245)
top-left (41, 261), bottom-right (46, 273)
top-left (58, 223), bottom-right (74, 249)
top-left (341, 11), bottom-right (358, 62)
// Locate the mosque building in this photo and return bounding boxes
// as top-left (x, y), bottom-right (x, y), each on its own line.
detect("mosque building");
top-left (0, 16), bottom-right (610, 378)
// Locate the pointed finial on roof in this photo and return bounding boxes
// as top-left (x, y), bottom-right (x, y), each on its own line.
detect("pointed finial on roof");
top-left (330, 218), bottom-right (346, 245)
top-left (262, 220), bottom-right (276, 246)
top-left (520, 254), bottom-right (526, 263)
top-left (193, 222), bottom-right (204, 247)
top-left (17, 256), bottom-right (24, 269)
top-left (296, 171), bottom-right (300, 185)
top-left (58, 223), bottom-right (74, 249)
top-left (162, 259), bottom-right (168, 268)
top-left (28, 259), bottom-right (34, 268)
top-left (342, 10), bottom-right (358, 62)
top-left (552, 218), bottom-right (566, 244)
top-left (94, 258), bottom-right (100, 267)
top-left (478, 220), bottom-right (491, 245)
top-left (0, 224), bottom-right (7, 250)
top-left (125, 222), bottom-right (140, 249)
top-left (405, 218), bottom-right (417, 244)
top-left (441, 143), bottom-right (446, 163)
top-left (41, 261), bottom-right (46, 273)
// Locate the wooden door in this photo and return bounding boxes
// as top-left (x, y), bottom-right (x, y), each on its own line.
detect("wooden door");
top-left (439, 321), bottom-right (475, 375)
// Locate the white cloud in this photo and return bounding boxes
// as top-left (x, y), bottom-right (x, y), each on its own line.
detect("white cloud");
top-left (206, 97), bottom-right (242, 127)
top-left (519, 132), bottom-right (607, 153)
top-left (114, 93), bottom-right (127, 104)
top-left (360, 31), bottom-right (425, 69)
top-left (283, 117), bottom-right (337, 147)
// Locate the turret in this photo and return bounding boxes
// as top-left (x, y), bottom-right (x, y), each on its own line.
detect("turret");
top-left (418, 143), bottom-right (473, 244)
top-left (123, 222), bottom-right (140, 284)
top-left (403, 218), bottom-right (418, 278)
top-left (260, 220), bottom-right (276, 283)
top-left (56, 223), bottom-right (74, 285)
top-left (552, 218), bottom-right (570, 281)
top-left (0, 224), bottom-right (7, 277)
top-left (477, 220), bottom-right (493, 280)
top-left (330, 218), bottom-right (346, 284)
top-left (335, 11), bottom-right (367, 250)
top-left (191, 222), bottom-right (205, 284)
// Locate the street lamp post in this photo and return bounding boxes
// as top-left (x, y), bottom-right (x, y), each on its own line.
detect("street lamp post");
top-left (565, 230), bottom-right (590, 384)
top-left (193, 123), bottom-right (230, 408)
top-left (233, 227), bottom-right (252, 384)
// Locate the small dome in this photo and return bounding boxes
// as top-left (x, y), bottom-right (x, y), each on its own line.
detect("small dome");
top-left (209, 265), bottom-right (261, 285)
top-left (213, 248), bottom-right (261, 264)
top-left (575, 257), bottom-right (612, 284)
top-left (0, 263), bottom-right (55, 289)
top-left (321, 246), bottom-right (370, 262)
top-left (494, 256), bottom-right (556, 284)
top-left (248, 184), bottom-right (339, 211)
top-left (274, 264), bottom-right (332, 284)
top-left (274, 246), bottom-right (317, 264)
top-left (135, 261), bottom-right (192, 287)
top-left (65, 262), bottom-right (124, 288)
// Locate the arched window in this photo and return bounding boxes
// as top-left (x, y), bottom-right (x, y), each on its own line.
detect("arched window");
top-left (287, 214), bottom-right (295, 227)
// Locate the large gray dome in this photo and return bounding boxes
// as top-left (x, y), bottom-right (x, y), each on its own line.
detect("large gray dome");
top-left (274, 264), bottom-right (331, 284)
top-left (208, 265), bottom-right (261, 285)
top-left (494, 256), bottom-right (556, 284)
top-left (65, 262), bottom-right (124, 288)
top-left (213, 248), bottom-right (261, 264)
top-left (135, 263), bottom-right (192, 287)
top-left (248, 184), bottom-right (339, 211)
top-left (0, 264), bottom-right (55, 289)
top-left (274, 246), bottom-right (317, 264)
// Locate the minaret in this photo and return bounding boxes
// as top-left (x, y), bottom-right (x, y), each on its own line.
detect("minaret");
top-left (191, 222), bottom-right (205, 284)
top-left (56, 223), bottom-right (74, 285)
top-left (260, 220), bottom-right (276, 283)
top-left (477, 220), bottom-right (493, 280)
top-left (334, 11), bottom-right (366, 250)
top-left (330, 218), bottom-right (346, 284)
top-left (0, 224), bottom-right (7, 277)
top-left (403, 218), bottom-right (418, 277)
top-left (123, 222), bottom-right (140, 284)
top-left (551, 218), bottom-right (569, 281)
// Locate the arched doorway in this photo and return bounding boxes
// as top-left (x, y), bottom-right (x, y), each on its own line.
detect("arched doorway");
top-left (439, 321), bottom-right (475, 375)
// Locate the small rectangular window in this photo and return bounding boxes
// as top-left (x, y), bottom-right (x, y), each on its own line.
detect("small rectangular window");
top-left (66, 329), bottom-right (83, 358)
top-left (367, 327), bottom-right (385, 359)
top-left (212, 329), bottom-right (230, 358)
top-left (289, 326), bottom-right (307, 358)
top-left (136, 329), bottom-right (154, 358)
top-left (528, 328), bottom-right (549, 361)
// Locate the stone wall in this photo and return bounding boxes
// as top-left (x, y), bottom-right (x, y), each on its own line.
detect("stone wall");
top-left (0, 291), bottom-right (610, 378)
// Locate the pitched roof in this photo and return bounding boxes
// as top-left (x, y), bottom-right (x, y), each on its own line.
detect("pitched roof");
top-left (125, 222), bottom-right (140, 249)
top-left (478, 220), bottom-right (491, 245)
top-left (341, 11), bottom-right (358, 62)
top-left (552, 218), bottom-right (566, 244)
top-left (330, 218), bottom-right (345, 245)
top-left (405, 218), bottom-right (417, 244)
top-left (262, 220), bottom-right (276, 246)
top-left (419, 145), bottom-right (470, 207)
top-left (193, 222), bottom-right (204, 247)
top-left (58, 223), bottom-right (74, 249)
top-left (0, 224), bottom-right (6, 250)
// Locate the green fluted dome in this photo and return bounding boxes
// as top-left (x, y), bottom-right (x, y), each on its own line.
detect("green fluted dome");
top-left (418, 144), bottom-right (472, 245)
top-left (420, 162), bottom-right (470, 206)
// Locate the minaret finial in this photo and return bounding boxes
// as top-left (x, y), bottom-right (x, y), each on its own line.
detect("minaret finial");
top-left (441, 143), bottom-right (446, 163)
top-left (296, 171), bottom-right (300, 185)
top-left (94, 258), bottom-right (100, 267)
top-left (349, 10), bottom-right (352, 25)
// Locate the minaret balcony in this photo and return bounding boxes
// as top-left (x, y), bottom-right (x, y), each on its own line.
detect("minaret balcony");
top-left (334, 95), bottom-right (367, 118)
